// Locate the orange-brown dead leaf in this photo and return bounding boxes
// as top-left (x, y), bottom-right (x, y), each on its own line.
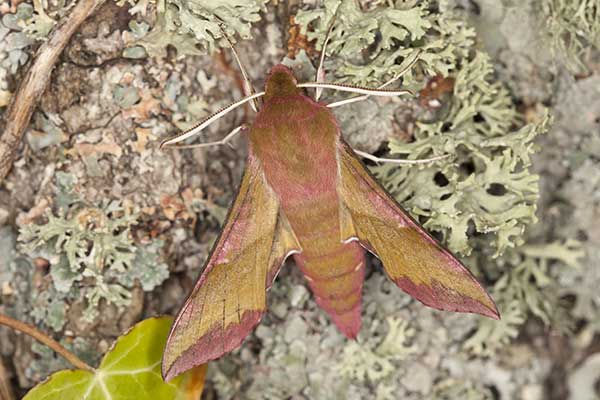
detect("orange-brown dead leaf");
top-left (181, 364), bottom-right (208, 400)
top-left (418, 75), bottom-right (456, 109)
top-left (67, 133), bottom-right (122, 160)
top-left (131, 127), bottom-right (154, 153)
top-left (180, 187), bottom-right (205, 210)
top-left (1, 281), bottom-right (14, 296)
top-left (141, 206), bottom-right (156, 215)
top-left (287, 16), bottom-right (318, 59)
top-left (160, 193), bottom-right (195, 223)
top-left (17, 198), bottom-right (50, 225)
top-left (121, 90), bottom-right (161, 121)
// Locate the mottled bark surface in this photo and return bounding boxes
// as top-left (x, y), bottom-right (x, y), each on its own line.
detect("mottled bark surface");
top-left (0, 1), bottom-right (598, 399)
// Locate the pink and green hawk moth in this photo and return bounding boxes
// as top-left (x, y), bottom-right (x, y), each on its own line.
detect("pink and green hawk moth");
top-left (162, 64), bottom-right (499, 381)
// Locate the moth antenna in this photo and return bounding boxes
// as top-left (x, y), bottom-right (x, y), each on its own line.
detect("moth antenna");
top-left (298, 82), bottom-right (413, 97)
top-left (326, 96), bottom-right (369, 108)
top-left (217, 22), bottom-right (260, 112)
top-left (354, 149), bottom-right (451, 165)
top-left (160, 92), bottom-right (265, 148)
top-left (314, 12), bottom-right (339, 101)
top-left (326, 49), bottom-right (423, 108)
top-left (162, 124), bottom-right (247, 150)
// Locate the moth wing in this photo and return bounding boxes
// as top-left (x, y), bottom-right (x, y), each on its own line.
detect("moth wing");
top-left (162, 152), bottom-right (299, 381)
top-left (336, 140), bottom-right (499, 319)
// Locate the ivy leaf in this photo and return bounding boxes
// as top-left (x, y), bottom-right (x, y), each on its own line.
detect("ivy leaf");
top-left (23, 317), bottom-right (207, 400)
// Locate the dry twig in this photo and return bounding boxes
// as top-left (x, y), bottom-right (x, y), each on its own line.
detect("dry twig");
top-left (0, 356), bottom-right (15, 400)
top-left (0, 0), bottom-right (107, 182)
top-left (0, 314), bottom-right (93, 372)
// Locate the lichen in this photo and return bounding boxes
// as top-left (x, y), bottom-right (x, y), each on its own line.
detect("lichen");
top-left (29, 286), bottom-right (69, 332)
top-left (541, 0), bottom-right (600, 73)
top-left (296, 0), bottom-right (475, 87)
top-left (0, 227), bottom-right (17, 292)
top-left (0, 3), bottom-right (35, 107)
top-left (432, 379), bottom-right (494, 400)
top-left (465, 240), bottom-right (584, 355)
top-left (127, 0), bottom-right (269, 58)
top-left (18, 173), bottom-right (169, 325)
top-left (21, 0), bottom-right (56, 40)
top-left (0, 0), bottom-right (60, 108)
top-left (340, 317), bottom-right (417, 383)
top-left (378, 53), bottom-right (551, 257)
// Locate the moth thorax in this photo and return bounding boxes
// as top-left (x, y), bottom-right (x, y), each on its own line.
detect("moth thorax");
top-left (264, 65), bottom-right (300, 100)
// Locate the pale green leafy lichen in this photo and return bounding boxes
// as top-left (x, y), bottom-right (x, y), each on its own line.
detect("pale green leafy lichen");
top-left (120, 239), bottom-right (170, 291)
top-left (21, 0), bottom-right (56, 39)
top-left (296, 0), bottom-right (475, 87)
top-left (341, 317), bottom-right (417, 383)
top-left (0, 3), bottom-right (35, 106)
top-left (0, 227), bottom-right (17, 287)
top-left (465, 240), bottom-right (584, 355)
top-left (541, 0), bottom-right (600, 73)
top-left (18, 173), bottom-right (169, 325)
top-left (25, 336), bottom-right (97, 384)
top-left (29, 286), bottom-right (70, 332)
top-left (378, 53), bottom-right (551, 256)
top-left (26, 341), bottom-right (71, 383)
top-left (129, 0), bottom-right (268, 58)
top-left (558, 159), bottom-right (600, 332)
top-left (432, 379), bottom-right (494, 400)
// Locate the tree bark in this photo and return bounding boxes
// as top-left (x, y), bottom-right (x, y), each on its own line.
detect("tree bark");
top-left (0, 0), bottom-right (107, 182)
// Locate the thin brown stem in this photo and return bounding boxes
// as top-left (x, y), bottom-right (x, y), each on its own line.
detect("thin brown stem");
top-left (0, 357), bottom-right (15, 400)
top-left (0, 314), bottom-right (93, 372)
top-left (0, 0), bottom-right (107, 182)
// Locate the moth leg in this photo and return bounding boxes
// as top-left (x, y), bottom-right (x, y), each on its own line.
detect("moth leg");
top-left (324, 50), bottom-right (423, 108)
top-left (353, 149), bottom-right (450, 165)
top-left (218, 23), bottom-right (260, 112)
top-left (163, 124), bottom-right (247, 150)
top-left (314, 14), bottom-right (338, 101)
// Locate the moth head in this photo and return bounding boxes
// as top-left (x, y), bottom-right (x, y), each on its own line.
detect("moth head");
top-left (264, 64), bottom-right (300, 100)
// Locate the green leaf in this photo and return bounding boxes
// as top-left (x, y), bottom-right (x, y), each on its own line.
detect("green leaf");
top-left (23, 317), bottom-right (207, 400)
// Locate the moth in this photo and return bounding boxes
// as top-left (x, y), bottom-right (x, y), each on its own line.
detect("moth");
top-left (161, 32), bottom-right (499, 381)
